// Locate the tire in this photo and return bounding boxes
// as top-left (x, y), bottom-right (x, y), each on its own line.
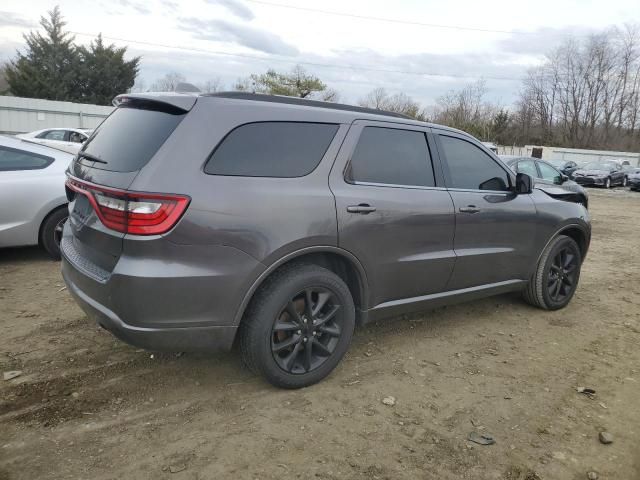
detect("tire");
top-left (523, 235), bottom-right (582, 310)
top-left (239, 263), bottom-right (355, 388)
top-left (622, 176), bottom-right (628, 187)
top-left (604, 177), bottom-right (611, 189)
top-left (40, 207), bottom-right (68, 260)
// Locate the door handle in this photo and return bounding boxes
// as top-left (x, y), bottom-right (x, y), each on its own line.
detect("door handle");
top-left (347, 203), bottom-right (376, 214)
top-left (459, 205), bottom-right (480, 214)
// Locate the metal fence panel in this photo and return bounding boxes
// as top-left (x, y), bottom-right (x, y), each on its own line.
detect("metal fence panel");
top-left (0, 95), bottom-right (114, 134)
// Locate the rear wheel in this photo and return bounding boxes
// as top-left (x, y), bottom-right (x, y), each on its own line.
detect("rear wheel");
top-left (40, 208), bottom-right (68, 260)
top-left (239, 263), bottom-right (355, 388)
top-left (523, 235), bottom-right (582, 310)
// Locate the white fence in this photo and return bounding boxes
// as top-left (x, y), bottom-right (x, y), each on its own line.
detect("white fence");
top-left (497, 144), bottom-right (640, 166)
top-left (0, 96), bottom-right (113, 134)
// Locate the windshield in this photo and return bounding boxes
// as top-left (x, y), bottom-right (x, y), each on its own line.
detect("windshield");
top-left (582, 161), bottom-right (616, 170)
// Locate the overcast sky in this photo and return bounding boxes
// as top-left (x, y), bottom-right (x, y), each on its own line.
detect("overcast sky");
top-left (2, 0), bottom-right (640, 107)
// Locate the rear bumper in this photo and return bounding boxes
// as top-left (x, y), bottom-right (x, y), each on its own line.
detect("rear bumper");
top-left (60, 228), bottom-right (264, 352)
top-left (63, 267), bottom-right (238, 351)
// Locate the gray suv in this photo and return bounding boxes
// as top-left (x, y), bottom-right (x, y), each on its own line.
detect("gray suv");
top-left (61, 92), bottom-right (591, 388)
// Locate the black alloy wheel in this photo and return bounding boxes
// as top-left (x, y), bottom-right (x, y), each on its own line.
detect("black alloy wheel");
top-left (239, 263), bottom-right (355, 388)
top-left (546, 246), bottom-right (579, 304)
top-left (523, 234), bottom-right (582, 310)
top-left (271, 287), bottom-right (342, 374)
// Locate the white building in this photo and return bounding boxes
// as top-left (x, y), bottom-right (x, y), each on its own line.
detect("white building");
top-left (0, 95), bottom-right (113, 135)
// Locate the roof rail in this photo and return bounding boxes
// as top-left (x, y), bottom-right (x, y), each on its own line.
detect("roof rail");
top-left (202, 91), bottom-right (413, 120)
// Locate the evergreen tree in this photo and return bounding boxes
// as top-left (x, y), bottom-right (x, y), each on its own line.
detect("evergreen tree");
top-left (78, 35), bottom-right (139, 105)
top-left (5, 6), bottom-right (81, 101)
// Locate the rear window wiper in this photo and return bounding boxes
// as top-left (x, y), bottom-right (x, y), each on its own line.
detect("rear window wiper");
top-left (78, 152), bottom-right (108, 164)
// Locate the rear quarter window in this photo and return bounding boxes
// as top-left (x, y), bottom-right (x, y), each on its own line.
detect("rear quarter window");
top-left (204, 122), bottom-right (339, 177)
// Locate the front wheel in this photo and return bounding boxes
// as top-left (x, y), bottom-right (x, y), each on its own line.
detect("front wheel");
top-left (239, 263), bottom-right (355, 388)
top-left (523, 235), bottom-right (582, 310)
top-left (622, 176), bottom-right (628, 187)
top-left (604, 177), bottom-right (611, 189)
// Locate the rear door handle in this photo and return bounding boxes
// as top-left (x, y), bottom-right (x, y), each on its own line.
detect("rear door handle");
top-left (347, 203), bottom-right (376, 214)
top-left (459, 205), bottom-right (480, 214)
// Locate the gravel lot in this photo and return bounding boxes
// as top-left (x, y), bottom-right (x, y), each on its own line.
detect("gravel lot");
top-left (1, 189), bottom-right (639, 480)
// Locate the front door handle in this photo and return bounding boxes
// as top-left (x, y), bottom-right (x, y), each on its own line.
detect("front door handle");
top-left (459, 205), bottom-right (480, 214)
top-left (347, 203), bottom-right (376, 214)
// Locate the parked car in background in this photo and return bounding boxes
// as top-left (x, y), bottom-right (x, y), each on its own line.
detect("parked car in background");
top-left (16, 128), bottom-right (93, 154)
top-left (572, 161), bottom-right (627, 188)
top-left (546, 159), bottom-right (580, 178)
top-left (626, 166), bottom-right (640, 191)
top-left (61, 92), bottom-right (591, 388)
top-left (501, 156), bottom-right (589, 208)
top-left (0, 135), bottom-right (71, 258)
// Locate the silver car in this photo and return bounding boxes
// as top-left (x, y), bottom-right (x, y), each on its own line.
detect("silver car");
top-left (0, 136), bottom-right (72, 258)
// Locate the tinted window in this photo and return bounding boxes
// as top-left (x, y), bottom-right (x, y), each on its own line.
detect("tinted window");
top-left (80, 106), bottom-right (185, 172)
top-left (538, 162), bottom-right (562, 183)
top-left (515, 159), bottom-right (538, 177)
top-left (439, 136), bottom-right (510, 191)
top-left (0, 146), bottom-right (53, 171)
top-left (347, 127), bottom-right (434, 187)
top-left (205, 122), bottom-right (338, 177)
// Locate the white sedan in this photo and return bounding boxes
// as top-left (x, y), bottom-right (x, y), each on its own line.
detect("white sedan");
top-left (16, 128), bottom-right (93, 154)
top-left (0, 136), bottom-right (72, 259)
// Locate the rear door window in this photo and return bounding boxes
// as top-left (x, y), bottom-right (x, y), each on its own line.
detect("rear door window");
top-left (205, 122), bottom-right (339, 177)
top-left (438, 135), bottom-right (510, 191)
top-left (346, 126), bottom-right (435, 187)
top-left (79, 105), bottom-right (185, 172)
top-left (0, 146), bottom-right (53, 171)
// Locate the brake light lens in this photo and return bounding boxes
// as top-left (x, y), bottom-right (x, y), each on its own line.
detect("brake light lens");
top-left (66, 177), bottom-right (190, 235)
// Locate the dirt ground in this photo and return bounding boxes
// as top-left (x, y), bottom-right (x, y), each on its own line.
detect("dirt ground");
top-left (1, 189), bottom-right (639, 480)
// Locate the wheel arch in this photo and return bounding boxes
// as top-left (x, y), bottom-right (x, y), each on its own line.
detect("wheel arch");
top-left (534, 223), bottom-right (590, 271)
top-left (234, 246), bottom-right (370, 327)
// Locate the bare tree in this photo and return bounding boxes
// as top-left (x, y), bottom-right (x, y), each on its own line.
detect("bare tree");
top-left (514, 25), bottom-right (640, 150)
top-left (358, 88), bottom-right (427, 120)
top-left (151, 72), bottom-right (186, 92)
top-left (198, 78), bottom-right (224, 93)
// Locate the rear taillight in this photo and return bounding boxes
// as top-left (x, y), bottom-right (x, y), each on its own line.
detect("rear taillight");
top-left (66, 177), bottom-right (190, 235)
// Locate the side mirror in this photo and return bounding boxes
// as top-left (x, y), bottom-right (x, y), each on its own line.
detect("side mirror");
top-left (560, 174), bottom-right (568, 184)
top-left (515, 173), bottom-right (533, 194)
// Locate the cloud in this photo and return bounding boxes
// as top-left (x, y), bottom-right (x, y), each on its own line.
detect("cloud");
top-left (206, 0), bottom-right (254, 20)
top-left (160, 0), bottom-right (179, 11)
top-left (108, 0), bottom-right (151, 15)
top-left (179, 18), bottom-right (299, 56)
top-left (497, 26), bottom-right (601, 56)
top-left (0, 11), bottom-right (36, 28)
top-left (129, 41), bottom-right (529, 107)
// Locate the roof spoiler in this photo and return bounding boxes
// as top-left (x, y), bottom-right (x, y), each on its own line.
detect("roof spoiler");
top-left (112, 92), bottom-right (199, 112)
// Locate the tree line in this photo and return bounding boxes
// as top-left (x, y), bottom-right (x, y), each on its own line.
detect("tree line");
top-left (4, 7), bottom-right (640, 151)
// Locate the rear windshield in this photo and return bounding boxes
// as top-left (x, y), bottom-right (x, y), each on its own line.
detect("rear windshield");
top-left (79, 105), bottom-right (185, 172)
